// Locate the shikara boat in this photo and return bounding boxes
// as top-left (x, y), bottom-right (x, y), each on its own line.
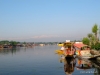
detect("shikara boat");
top-left (63, 42), bottom-right (75, 57)
top-left (55, 50), bottom-right (63, 54)
top-left (57, 43), bottom-right (63, 47)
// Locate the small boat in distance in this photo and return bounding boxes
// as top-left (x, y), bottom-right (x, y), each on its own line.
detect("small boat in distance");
top-left (57, 43), bottom-right (63, 47)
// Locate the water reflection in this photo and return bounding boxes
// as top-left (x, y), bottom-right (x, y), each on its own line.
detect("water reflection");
top-left (59, 55), bottom-right (76, 75)
top-left (90, 60), bottom-right (100, 75)
top-left (0, 48), bottom-right (21, 55)
top-left (76, 59), bottom-right (92, 70)
top-left (57, 53), bottom-right (100, 75)
top-left (64, 56), bottom-right (76, 75)
top-left (0, 45), bottom-right (100, 75)
top-left (0, 45), bottom-right (60, 75)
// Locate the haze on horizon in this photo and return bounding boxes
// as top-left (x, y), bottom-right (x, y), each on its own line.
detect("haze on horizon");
top-left (0, 0), bottom-right (100, 42)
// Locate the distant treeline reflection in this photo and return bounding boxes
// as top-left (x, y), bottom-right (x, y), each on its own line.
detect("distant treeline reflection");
top-left (0, 48), bottom-right (20, 55)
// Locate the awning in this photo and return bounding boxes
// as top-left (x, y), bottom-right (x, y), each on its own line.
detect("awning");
top-left (73, 43), bottom-right (87, 48)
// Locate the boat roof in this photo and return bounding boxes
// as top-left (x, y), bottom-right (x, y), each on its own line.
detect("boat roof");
top-left (73, 43), bottom-right (87, 48)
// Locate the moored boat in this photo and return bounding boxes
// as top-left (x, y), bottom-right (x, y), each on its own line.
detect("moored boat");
top-left (55, 50), bottom-right (63, 54)
top-left (57, 43), bottom-right (63, 47)
top-left (61, 40), bottom-right (75, 57)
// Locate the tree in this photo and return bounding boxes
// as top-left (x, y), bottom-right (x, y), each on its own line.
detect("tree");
top-left (94, 42), bottom-right (100, 50)
top-left (87, 33), bottom-right (93, 38)
top-left (82, 37), bottom-right (90, 45)
top-left (92, 24), bottom-right (98, 41)
top-left (91, 35), bottom-right (96, 45)
top-left (87, 33), bottom-right (93, 46)
top-left (0, 40), bottom-right (9, 45)
top-left (23, 42), bottom-right (26, 44)
top-left (82, 24), bottom-right (100, 50)
top-left (9, 41), bottom-right (19, 46)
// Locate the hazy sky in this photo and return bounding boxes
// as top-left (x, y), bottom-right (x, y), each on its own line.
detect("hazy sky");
top-left (0, 0), bottom-right (100, 42)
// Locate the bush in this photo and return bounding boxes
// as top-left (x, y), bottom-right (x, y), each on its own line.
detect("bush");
top-left (91, 43), bottom-right (100, 50)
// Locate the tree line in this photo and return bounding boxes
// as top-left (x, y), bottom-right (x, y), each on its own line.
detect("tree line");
top-left (0, 40), bottom-right (20, 46)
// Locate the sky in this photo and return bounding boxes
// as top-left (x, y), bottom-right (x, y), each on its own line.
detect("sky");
top-left (0, 0), bottom-right (100, 42)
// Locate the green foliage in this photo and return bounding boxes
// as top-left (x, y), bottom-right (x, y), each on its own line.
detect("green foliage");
top-left (0, 40), bottom-right (20, 45)
top-left (82, 24), bottom-right (100, 50)
top-left (87, 33), bottom-right (93, 38)
top-left (91, 43), bottom-right (100, 50)
top-left (10, 41), bottom-right (19, 46)
top-left (0, 40), bottom-right (10, 45)
top-left (82, 37), bottom-right (90, 45)
top-left (91, 43), bottom-right (95, 49)
top-left (23, 42), bottom-right (26, 44)
top-left (92, 24), bottom-right (98, 34)
top-left (95, 43), bottom-right (100, 50)
top-left (92, 24), bottom-right (98, 41)
top-left (91, 35), bottom-right (96, 41)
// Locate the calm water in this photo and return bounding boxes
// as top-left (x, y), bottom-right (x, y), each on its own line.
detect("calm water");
top-left (0, 45), bottom-right (99, 75)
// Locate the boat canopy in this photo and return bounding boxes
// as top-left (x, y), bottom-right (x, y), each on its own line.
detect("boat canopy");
top-left (73, 43), bottom-right (87, 49)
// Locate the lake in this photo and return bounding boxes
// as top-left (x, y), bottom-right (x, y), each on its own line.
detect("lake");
top-left (0, 45), bottom-right (99, 75)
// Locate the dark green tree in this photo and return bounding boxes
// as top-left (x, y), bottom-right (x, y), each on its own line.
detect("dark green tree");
top-left (82, 37), bottom-right (90, 45)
